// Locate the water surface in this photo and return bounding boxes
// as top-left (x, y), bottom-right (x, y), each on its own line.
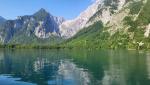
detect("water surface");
top-left (0, 49), bottom-right (150, 85)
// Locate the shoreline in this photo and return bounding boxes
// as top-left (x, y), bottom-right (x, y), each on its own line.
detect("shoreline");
top-left (0, 44), bottom-right (147, 51)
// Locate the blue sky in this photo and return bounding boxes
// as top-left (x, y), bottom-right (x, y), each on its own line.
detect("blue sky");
top-left (0, 0), bottom-right (93, 20)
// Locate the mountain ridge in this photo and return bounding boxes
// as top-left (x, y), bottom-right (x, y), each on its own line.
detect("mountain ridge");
top-left (64, 0), bottom-right (150, 49)
top-left (0, 0), bottom-right (150, 49)
top-left (0, 16), bottom-right (6, 24)
top-left (0, 8), bottom-right (65, 45)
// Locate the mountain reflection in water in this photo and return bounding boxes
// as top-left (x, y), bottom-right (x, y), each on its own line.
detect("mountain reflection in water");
top-left (0, 49), bottom-right (150, 85)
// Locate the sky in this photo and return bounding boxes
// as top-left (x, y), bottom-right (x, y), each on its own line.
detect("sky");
top-left (0, 0), bottom-right (93, 20)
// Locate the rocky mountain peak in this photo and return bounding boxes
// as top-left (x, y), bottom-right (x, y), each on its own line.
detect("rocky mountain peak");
top-left (59, 0), bottom-right (128, 39)
top-left (33, 8), bottom-right (51, 21)
top-left (34, 8), bottom-right (49, 15)
top-left (59, 0), bottom-right (101, 38)
top-left (0, 8), bottom-right (66, 44)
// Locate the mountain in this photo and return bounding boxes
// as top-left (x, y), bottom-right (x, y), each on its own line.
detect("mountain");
top-left (0, 8), bottom-right (65, 45)
top-left (0, 16), bottom-right (6, 23)
top-left (0, 0), bottom-right (149, 49)
top-left (59, 0), bottom-right (126, 38)
top-left (59, 0), bottom-right (102, 38)
top-left (64, 0), bottom-right (150, 49)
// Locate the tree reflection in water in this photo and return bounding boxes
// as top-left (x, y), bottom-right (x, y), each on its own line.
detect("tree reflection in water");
top-left (0, 49), bottom-right (150, 85)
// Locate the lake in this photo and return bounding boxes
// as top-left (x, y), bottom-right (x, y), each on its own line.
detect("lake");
top-left (0, 49), bottom-right (150, 85)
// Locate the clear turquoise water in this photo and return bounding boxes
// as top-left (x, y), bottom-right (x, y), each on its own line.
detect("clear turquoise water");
top-left (0, 49), bottom-right (150, 85)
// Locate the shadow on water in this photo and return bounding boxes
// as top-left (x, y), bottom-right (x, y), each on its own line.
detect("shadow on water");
top-left (0, 49), bottom-right (150, 85)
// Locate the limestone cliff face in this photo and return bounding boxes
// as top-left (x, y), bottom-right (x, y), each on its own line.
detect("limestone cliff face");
top-left (59, 0), bottom-right (127, 38)
top-left (87, 0), bottom-right (148, 36)
top-left (64, 0), bottom-right (150, 49)
top-left (59, 0), bottom-right (102, 38)
top-left (0, 8), bottom-right (65, 44)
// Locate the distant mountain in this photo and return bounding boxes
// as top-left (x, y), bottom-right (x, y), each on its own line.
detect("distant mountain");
top-left (0, 8), bottom-right (65, 45)
top-left (0, 16), bottom-right (6, 23)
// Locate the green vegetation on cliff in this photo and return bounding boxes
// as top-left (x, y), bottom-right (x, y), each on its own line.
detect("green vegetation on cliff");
top-left (63, 0), bottom-right (150, 50)
top-left (1, 0), bottom-right (150, 50)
